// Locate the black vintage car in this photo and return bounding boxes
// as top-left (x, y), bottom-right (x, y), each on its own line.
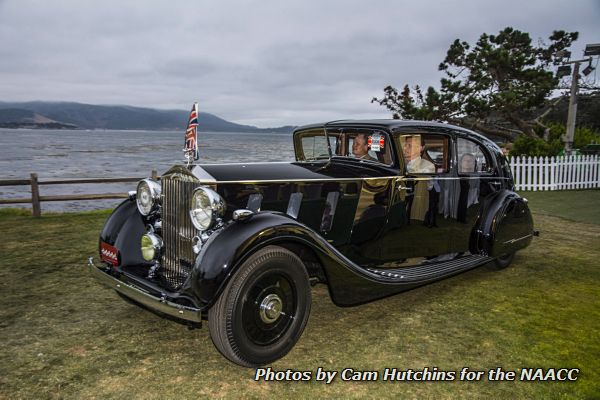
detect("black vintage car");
top-left (89, 120), bottom-right (537, 367)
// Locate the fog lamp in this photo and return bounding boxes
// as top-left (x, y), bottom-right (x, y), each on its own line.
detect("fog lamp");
top-left (141, 233), bottom-right (163, 261)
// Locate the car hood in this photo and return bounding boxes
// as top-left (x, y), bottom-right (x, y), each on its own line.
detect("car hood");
top-left (190, 161), bottom-right (392, 183)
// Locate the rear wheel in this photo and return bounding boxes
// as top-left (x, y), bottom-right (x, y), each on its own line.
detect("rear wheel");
top-left (208, 245), bottom-right (311, 367)
top-left (492, 252), bottom-right (515, 270)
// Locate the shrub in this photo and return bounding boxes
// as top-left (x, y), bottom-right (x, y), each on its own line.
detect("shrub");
top-left (511, 135), bottom-right (557, 157)
top-left (510, 123), bottom-right (600, 157)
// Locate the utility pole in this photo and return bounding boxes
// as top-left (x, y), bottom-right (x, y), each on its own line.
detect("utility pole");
top-left (563, 61), bottom-right (580, 155)
top-left (561, 58), bottom-right (591, 155)
top-left (559, 43), bottom-right (600, 155)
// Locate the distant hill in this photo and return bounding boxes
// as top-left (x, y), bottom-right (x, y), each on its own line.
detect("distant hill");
top-left (0, 101), bottom-right (296, 133)
top-left (0, 108), bottom-right (77, 129)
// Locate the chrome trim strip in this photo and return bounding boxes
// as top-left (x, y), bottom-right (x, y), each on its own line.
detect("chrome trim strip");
top-left (503, 234), bottom-right (533, 245)
top-left (195, 176), bottom-right (512, 185)
top-left (87, 258), bottom-right (202, 323)
top-left (198, 177), bottom-right (396, 184)
top-left (407, 176), bottom-right (511, 181)
top-left (197, 161), bottom-right (294, 166)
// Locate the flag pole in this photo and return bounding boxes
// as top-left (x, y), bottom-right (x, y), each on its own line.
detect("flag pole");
top-left (183, 102), bottom-right (199, 167)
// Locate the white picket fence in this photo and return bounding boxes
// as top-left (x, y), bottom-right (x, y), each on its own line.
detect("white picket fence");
top-left (508, 155), bottom-right (600, 191)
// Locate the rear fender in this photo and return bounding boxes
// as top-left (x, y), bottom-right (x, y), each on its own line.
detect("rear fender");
top-left (475, 190), bottom-right (534, 257)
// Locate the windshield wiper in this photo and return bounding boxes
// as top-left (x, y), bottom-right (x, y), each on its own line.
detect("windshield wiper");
top-left (317, 123), bottom-right (334, 171)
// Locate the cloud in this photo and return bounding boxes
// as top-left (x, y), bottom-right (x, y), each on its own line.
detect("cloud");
top-left (0, 0), bottom-right (598, 127)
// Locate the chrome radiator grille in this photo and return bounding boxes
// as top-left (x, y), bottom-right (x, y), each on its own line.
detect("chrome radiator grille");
top-left (161, 174), bottom-right (199, 290)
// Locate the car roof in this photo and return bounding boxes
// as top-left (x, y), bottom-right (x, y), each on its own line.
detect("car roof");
top-left (294, 119), bottom-right (499, 149)
top-left (296, 119), bottom-right (448, 130)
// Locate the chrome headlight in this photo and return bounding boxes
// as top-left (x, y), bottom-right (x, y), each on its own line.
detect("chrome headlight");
top-left (190, 187), bottom-right (226, 231)
top-left (136, 179), bottom-right (161, 216)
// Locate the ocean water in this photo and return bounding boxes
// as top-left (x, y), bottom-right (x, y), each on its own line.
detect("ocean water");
top-left (0, 129), bottom-right (295, 211)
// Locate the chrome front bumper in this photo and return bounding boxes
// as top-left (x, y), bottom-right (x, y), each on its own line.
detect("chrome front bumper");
top-left (87, 257), bottom-right (202, 323)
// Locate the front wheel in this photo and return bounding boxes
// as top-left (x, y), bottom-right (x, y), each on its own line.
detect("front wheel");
top-left (208, 245), bottom-right (311, 367)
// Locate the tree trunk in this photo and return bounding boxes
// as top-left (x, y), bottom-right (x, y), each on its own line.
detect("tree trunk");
top-left (506, 114), bottom-right (537, 137)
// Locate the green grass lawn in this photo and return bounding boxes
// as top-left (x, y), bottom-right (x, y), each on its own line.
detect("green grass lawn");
top-left (1, 191), bottom-right (599, 399)
top-left (518, 189), bottom-right (600, 225)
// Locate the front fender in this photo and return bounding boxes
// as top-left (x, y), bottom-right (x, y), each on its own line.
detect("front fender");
top-left (476, 190), bottom-right (534, 257)
top-left (189, 211), bottom-right (425, 308)
top-left (189, 212), bottom-right (319, 306)
top-left (99, 198), bottom-right (150, 267)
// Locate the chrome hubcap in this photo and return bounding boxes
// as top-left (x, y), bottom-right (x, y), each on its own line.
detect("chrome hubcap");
top-left (259, 294), bottom-right (283, 323)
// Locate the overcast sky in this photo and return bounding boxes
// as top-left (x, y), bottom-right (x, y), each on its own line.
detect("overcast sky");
top-left (0, 0), bottom-right (598, 127)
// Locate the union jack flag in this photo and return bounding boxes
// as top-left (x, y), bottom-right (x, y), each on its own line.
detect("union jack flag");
top-left (184, 103), bottom-right (199, 161)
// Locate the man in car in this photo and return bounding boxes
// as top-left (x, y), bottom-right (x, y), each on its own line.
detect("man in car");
top-left (403, 135), bottom-right (438, 226)
top-left (459, 153), bottom-right (477, 173)
top-left (403, 135), bottom-right (435, 174)
top-left (352, 133), bottom-right (376, 161)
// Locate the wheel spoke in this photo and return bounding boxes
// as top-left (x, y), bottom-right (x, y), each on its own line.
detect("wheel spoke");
top-left (241, 271), bottom-right (297, 345)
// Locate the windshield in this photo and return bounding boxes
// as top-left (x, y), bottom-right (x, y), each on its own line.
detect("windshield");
top-left (296, 128), bottom-right (393, 165)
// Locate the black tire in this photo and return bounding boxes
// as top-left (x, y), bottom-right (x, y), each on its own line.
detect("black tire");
top-left (492, 252), bottom-right (515, 270)
top-left (208, 245), bottom-right (311, 367)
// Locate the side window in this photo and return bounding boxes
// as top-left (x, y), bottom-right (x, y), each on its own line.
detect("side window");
top-left (400, 134), bottom-right (449, 174)
top-left (457, 138), bottom-right (493, 174)
top-left (345, 130), bottom-right (393, 165)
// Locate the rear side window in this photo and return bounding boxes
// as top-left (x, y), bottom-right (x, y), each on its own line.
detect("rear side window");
top-left (457, 138), bottom-right (493, 174)
top-left (399, 134), bottom-right (450, 174)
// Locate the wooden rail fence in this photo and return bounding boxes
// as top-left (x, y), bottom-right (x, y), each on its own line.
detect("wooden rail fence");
top-left (0, 170), bottom-right (158, 217)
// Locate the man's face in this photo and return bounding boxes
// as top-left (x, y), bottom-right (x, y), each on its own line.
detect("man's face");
top-left (461, 155), bottom-right (476, 172)
top-left (403, 137), bottom-right (415, 161)
top-left (403, 136), bottom-right (423, 162)
top-left (352, 135), bottom-right (368, 157)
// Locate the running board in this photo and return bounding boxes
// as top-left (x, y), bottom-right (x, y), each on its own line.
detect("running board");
top-left (366, 254), bottom-right (491, 283)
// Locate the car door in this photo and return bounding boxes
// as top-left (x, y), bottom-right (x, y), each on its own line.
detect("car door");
top-left (379, 131), bottom-right (455, 261)
top-left (452, 136), bottom-right (502, 253)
